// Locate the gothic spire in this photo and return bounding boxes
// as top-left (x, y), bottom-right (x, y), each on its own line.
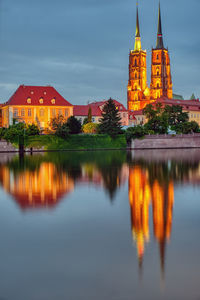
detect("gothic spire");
top-left (134, 3), bottom-right (142, 51)
top-left (156, 2), bottom-right (164, 49)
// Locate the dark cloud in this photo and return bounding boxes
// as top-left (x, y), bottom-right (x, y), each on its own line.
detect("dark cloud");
top-left (0, 0), bottom-right (199, 104)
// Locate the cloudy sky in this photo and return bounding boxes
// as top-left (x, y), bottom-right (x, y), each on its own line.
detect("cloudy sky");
top-left (0, 0), bottom-right (199, 106)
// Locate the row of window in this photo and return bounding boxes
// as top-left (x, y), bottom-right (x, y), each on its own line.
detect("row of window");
top-left (12, 108), bottom-right (69, 118)
top-left (27, 98), bottom-right (56, 104)
top-left (190, 113), bottom-right (200, 119)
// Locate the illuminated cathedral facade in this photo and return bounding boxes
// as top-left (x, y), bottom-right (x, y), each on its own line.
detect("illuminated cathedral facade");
top-left (127, 4), bottom-right (173, 111)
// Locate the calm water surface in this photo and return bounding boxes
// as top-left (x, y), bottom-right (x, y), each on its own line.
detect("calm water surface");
top-left (0, 149), bottom-right (200, 300)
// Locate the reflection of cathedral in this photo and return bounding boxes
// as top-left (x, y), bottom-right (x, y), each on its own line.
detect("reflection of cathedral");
top-left (129, 165), bottom-right (174, 272)
top-left (0, 163), bottom-right (74, 209)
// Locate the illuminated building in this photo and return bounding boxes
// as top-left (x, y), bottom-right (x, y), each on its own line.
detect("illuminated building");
top-left (1, 85), bottom-right (73, 131)
top-left (127, 3), bottom-right (173, 112)
top-left (129, 165), bottom-right (174, 272)
top-left (127, 5), bottom-right (150, 111)
top-left (150, 4), bottom-right (173, 100)
top-left (0, 162), bottom-right (74, 209)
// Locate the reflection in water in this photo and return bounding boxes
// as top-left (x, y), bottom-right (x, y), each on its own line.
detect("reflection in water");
top-left (0, 151), bottom-right (127, 209)
top-left (129, 164), bottom-right (174, 275)
top-left (0, 150), bottom-right (200, 278)
top-left (0, 162), bottom-right (74, 209)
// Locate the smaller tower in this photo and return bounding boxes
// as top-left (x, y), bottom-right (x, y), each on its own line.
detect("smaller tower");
top-left (127, 4), bottom-right (150, 111)
top-left (150, 3), bottom-right (173, 100)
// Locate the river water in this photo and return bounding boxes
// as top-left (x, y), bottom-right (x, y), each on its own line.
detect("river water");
top-left (0, 149), bottom-right (200, 300)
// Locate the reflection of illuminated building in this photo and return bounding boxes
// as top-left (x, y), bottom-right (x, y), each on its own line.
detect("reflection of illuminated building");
top-left (152, 181), bottom-right (174, 273)
top-left (0, 163), bottom-right (74, 209)
top-left (129, 167), bottom-right (151, 265)
top-left (129, 166), bottom-right (174, 272)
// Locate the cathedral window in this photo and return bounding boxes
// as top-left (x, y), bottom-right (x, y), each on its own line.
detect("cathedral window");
top-left (134, 59), bottom-right (137, 66)
top-left (157, 71), bottom-right (159, 76)
top-left (157, 83), bottom-right (160, 88)
top-left (135, 73), bottom-right (137, 79)
top-left (156, 54), bottom-right (159, 60)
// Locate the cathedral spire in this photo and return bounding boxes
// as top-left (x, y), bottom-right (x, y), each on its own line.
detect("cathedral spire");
top-left (156, 2), bottom-right (164, 49)
top-left (134, 3), bottom-right (142, 51)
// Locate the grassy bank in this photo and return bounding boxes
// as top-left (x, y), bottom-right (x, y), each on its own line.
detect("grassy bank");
top-left (26, 134), bottom-right (127, 150)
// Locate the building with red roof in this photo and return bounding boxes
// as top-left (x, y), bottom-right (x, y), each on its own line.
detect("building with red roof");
top-left (74, 98), bottom-right (129, 126)
top-left (129, 97), bottom-right (200, 126)
top-left (1, 85), bottom-right (73, 130)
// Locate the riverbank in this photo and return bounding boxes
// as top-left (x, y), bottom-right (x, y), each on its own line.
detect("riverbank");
top-left (0, 134), bottom-right (126, 152)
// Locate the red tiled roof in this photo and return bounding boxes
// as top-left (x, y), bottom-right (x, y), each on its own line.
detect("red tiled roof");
top-left (74, 99), bottom-right (127, 117)
top-left (74, 105), bottom-right (102, 116)
top-left (4, 85), bottom-right (72, 107)
top-left (156, 97), bottom-right (200, 111)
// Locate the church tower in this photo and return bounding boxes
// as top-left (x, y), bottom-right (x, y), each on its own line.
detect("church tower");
top-left (150, 3), bottom-right (173, 100)
top-left (127, 4), bottom-right (150, 111)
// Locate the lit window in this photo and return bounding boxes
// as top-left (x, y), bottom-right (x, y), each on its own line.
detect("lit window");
top-left (116, 107), bottom-right (118, 110)
top-left (13, 109), bottom-right (18, 117)
top-left (157, 54), bottom-right (159, 60)
top-left (39, 98), bottom-right (44, 104)
top-left (31, 91), bottom-right (34, 95)
top-left (65, 109), bottom-right (68, 117)
top-left (28, 109), bottom-right (32, 117)
top-left (92, 117), bottom-right (95, 122)
top-left (52, 109), bottom-right (56, 117)
top-left (27, 98), bottom-right (31, 104)
top-left (51, 98), bottom-right (55, 104)
top-left (40, 109), bottom-right (44, 117)
top-left (58, 109), bottom-right (62, 116)
top-left (21, 109), bottom-right (25, 117)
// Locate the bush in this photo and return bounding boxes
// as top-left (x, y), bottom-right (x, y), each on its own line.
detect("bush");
top-left (26, 124), bottom-right (40, 136)
top-left (125, 125), bottom-right (147, 143)
top-left (82, 122), bottom-right (99, 134)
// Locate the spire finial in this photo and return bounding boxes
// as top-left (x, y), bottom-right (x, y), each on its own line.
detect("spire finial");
top-left (134, 2), bottom-right (142, 51)
top-left (156, 1), bottom-right (164, 49)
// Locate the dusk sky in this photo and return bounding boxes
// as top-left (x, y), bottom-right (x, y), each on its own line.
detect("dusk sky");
top-left (0, 0), bottom-right (199, 106)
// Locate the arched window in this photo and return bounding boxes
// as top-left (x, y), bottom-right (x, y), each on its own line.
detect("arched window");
top-left (157, 71), bottom-right (159, 76)
top-left (156, 54), bottom-right (159, 60)
top-left (157, 83), bottom-right (160, 88)
top-left (135, 73), bottom-right (137, 79)
top-left (134, 85), bottom-right (137, 90)
top-left (134, 59), bottom-right (137, 66)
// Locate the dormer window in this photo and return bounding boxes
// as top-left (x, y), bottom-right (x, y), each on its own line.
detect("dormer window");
top-left (39, 98), bottom-right (44, 104)
top-left (44, 91), bottom-right (47, 95)
top-left (27, 97), bottom-right (31, 104)
top-left (51, 98), bottom-right (55, 104)
top-left (31, 91), bottom-right (34, 95)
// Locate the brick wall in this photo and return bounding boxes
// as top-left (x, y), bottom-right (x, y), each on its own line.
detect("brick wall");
top-left (131, 134), bottom-right (200, 149)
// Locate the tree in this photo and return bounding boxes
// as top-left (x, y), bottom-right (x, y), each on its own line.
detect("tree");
top-left (164, 105), bottom-right (189, 126)
top-left (87, 106), bottom-right (92, 123)
top-left (55, 122), bottom-right (69, 138)
top-left (50, 115), bottom-right (66, 131)
top-left (190, 93), bottom-right (196, 100)
top-left (67, 116), bottom-right (82, 134)
top-left (99, 98), bottom-right (122, 137)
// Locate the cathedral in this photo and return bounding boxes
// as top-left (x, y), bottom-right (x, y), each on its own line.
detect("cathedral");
top-left (127, 3), bottom-right (173, 111)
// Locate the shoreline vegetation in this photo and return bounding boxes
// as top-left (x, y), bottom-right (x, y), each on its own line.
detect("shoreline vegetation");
top-left (19, 134), bottom-right (127, 151)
